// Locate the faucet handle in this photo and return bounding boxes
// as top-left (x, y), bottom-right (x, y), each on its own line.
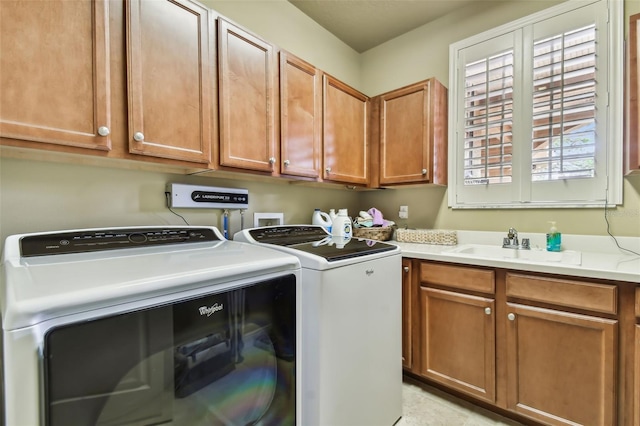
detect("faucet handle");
top-left (521, 238), bottom-right (530, 249)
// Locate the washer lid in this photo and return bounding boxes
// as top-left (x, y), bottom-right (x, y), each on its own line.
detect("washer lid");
top-left (285, 238), bottom-right (395, 262)
top-left (1, 226), bottom-right (300, 331)
top-left (241, 225), bottom-right (396, 261)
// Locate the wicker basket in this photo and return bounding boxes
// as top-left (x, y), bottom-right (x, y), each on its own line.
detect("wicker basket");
top-left (395, 229), bottom-right (457, 245)
top-left (352, 226), bottom-right (394, 241)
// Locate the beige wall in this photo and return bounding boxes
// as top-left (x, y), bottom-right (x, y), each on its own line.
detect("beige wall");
top-left (1, 0), bottom-right (639, 247)
top-left (360, 0), bottom-right (565, 94)
top-left (204, 0), bottom-right (363, 91)
top-left (0, 157), bottom-right (362, 243)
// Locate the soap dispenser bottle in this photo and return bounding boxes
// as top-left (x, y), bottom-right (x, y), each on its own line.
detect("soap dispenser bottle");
top-left (546, 221), bottom-right (562, 252)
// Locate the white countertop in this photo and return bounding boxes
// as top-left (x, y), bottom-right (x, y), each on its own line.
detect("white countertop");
top-left (391, 231), bottom-right (640, 283)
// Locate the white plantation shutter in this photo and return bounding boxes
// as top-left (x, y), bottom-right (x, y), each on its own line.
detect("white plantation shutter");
top-left (449, 0), bottom-right (622, 208)
top-left (531, 25), bottom-right (596, 182)
top-left (464, 50), bottom-right (514, 185)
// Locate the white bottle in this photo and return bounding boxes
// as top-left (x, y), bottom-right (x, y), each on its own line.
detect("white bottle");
top-left (331, 209), bottom-right (352, 238)
top-left (312, 209), bottom-right (332, 231)
top-left (329, 209), bottom-right (337, 221)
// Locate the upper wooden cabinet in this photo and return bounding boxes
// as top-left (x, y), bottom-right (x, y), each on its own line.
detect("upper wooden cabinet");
top-left (0, 0), bottom-right (111, 150)
top-left (126, 0), bottom-right (213, 164)
top-left (372, 79), bottom-right (447, 186)
top-left (217, 18), bottom-right (278, 174)
top-left (1, 1), bottom-right (448, 186)
top-left (323, 75), bottom-right (369, 185)
top-left (279, 52), bottom-right (322, 179)
top-left (627, 13), bottom-right (640, 174)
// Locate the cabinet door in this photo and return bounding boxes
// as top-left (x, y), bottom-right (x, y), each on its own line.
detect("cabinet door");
top-left (419, 287), bottom-right (496, 403)
top-left (218, 18), bottom-right (278, 173)
top-left (635, 323), bottom-right (640, 426)
top-left (628, 13), bottom-right (640, 174)
top-left (279, 52), bottom-right (321, 178)
top-left (0, 0), bottom-right (111, 150)
top-left (505, 303), bottom-right (617, 425)
top-left (379, 79), bottom-right (447, 185)
top-left (323, 75), bottom-right (368, 185)
top-left (402, 259), bottom-right (413, 370)
top-left (126, 0), bottom-right (213, 163)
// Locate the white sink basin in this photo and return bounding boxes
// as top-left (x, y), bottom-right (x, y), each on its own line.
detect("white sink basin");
top-left (445, 244), bottom-right (582, 266)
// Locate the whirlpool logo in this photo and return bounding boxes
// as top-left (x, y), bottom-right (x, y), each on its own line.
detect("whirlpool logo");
top-left (199, 303), bottom-right (224, 317)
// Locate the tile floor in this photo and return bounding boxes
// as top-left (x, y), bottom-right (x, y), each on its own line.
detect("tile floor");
top-left (396, 380), bottom-right (524, 426)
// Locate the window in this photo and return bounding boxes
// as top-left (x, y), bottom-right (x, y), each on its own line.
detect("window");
top-left (449, 0), bottom-right (623, 208)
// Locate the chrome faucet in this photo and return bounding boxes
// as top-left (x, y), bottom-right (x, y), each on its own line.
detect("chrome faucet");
top-left (502, 227), bottom-right (530, 249)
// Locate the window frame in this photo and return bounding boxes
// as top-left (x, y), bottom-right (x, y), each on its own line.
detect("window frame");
top-left (448, 0), bottom-right (623, 209)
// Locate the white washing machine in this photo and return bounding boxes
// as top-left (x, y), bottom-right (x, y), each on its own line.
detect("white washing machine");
top-left (234, 225), bottom-right (403, 426)
top-left (1, 226), bottom-right (301, 426)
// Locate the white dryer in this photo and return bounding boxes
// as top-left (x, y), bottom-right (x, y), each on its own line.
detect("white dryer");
top-left (234, 225), bottom-right (403, 426)
top-left (1, 226), bottom-right (301, 426)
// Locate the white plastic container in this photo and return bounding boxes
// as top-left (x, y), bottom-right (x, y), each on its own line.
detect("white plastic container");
top-left (312, 209), bottom-right (332, 231)
top-left (331, 209), bottom-right (352, 238)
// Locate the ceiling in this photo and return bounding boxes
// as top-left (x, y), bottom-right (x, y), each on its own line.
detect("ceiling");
top-left (287, 0), bottom-right (487, 52)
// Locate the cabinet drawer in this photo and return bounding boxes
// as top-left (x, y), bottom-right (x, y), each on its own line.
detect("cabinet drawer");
top-left (420, 262), bottom-right (494, 294)
top-left (506, 273), bottom-right (617, 315)
top-left (636, 287), bottom-right (640, 318)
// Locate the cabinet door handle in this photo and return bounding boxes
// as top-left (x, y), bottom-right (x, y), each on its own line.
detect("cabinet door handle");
top-left (269, 157), bottom-right (276, 165)
top-left (97, 126), bottom-right (110, 137)
top-left (133, 132), bottom-right (144, 142)
top-left (403, 266), bottom-right (409, 272)
top-left (421, 168), bottom-right (428, 175)
top-left (284, 160), bottom-right (290, 167)
top-left (485, 307), bottom-right (492, 315)
top-left (507, 313), bottom-right (516, 321)
top-left (325, 167), bottom-right (332, 174)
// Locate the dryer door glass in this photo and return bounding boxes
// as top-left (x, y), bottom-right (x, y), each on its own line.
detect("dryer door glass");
top-left (43, 274), bottom-right (297, 426)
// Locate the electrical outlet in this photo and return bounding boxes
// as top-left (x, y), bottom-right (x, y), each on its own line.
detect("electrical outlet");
top-left (399, 205), bottom-right (408, 219)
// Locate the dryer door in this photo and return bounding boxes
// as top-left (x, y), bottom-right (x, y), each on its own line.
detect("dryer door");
top-left (44, 274), bottom-right (297, 426)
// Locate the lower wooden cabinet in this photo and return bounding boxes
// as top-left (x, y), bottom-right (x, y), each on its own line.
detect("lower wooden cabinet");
top-left (409, 259), bottom-right (630, 426)
top-left (401, 259), bottom-right (413, 370)
top-left (419, 287), bottom-right (496, 403)
top-left (505, 303), bottom-right (617, 425)
top-left (635, 287), bottom-right (640, 426)
top-left (635, 325), bottom-right (640, 426)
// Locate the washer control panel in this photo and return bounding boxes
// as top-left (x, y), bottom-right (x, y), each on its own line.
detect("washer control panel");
top-left (20, 227), bottom-right (219, 257)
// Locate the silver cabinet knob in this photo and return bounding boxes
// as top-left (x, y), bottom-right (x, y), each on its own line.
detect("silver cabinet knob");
top-left (269, 157), bottom-right (276, 165)
top-left (283, 159), bottom-right (290, 167)
top-left (325, 167), bottom-right (332, 174)
top-left (485, 307), bottom-right (492, 315)
top-left (403, 266), bottom-right (409, 272)
top-left (97, 126), bottom-right (110, 137)
top-left (508, 313), bottom-right (516, 321)
top-left (421, 168), bottom-right (428, 175)
top-left (133, 132), bottom-right (144, 142)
